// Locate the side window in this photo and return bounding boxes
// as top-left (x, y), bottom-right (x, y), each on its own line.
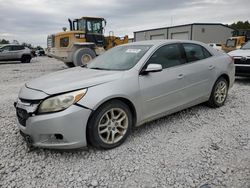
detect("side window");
top-left (11, 46), bottom-right (22, 51)
top-left (1, 46), bottom-right (11, 51)
top-left (147, 44), bottom-right (184, 69)
top-left (87, 21), bottom-right (92, 32)
top-left (183, 43), bottom-right (212, 62)
top-left (60, 37), bottom-right (69, 47)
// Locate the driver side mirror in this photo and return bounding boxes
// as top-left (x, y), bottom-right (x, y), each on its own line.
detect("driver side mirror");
top-left (141, 64), bottom-right (163, 75)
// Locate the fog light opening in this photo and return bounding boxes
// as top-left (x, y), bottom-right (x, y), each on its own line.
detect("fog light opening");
top-left (54, 134), bottom-right (63, 140)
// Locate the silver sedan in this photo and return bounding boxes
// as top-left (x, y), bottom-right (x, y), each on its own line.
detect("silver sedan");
top-left (15, 40), bottom-right (235, 149)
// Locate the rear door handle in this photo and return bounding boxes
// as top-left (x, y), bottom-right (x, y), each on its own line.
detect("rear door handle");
top-left (178, 74), bottom-right (184, 79)
top-left (208, 65), bottom-right (215, 70)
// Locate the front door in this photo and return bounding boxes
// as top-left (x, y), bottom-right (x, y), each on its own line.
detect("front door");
top-left (139, 43), bottom-right (188, 120)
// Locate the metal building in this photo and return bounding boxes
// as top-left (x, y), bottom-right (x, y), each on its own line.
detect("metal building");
top-left (134, 23), bottom-right (235, 44)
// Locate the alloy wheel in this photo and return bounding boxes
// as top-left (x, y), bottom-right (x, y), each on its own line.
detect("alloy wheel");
top-left (98, 108), bottom-right (128, 144)
top-left (214, 80), bottom-right (228, 104)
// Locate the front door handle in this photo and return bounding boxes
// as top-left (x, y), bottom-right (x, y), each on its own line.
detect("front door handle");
top-left (178, 74), bottom-right (184, 79)
top-left (208, 65), bottom-right (215, 70)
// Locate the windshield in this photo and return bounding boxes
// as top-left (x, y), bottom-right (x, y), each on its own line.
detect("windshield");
top-left (87, 45), bottom-right (152, 71)
top-left (226, 39), bottom-right (236, 47)
top-left (241, 41), bottom-right (250, 50)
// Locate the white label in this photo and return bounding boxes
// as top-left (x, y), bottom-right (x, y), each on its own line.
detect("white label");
top-left (126, 49), bottom-right (141, 53)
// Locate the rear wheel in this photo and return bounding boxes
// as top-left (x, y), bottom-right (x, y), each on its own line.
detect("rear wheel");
top-left (87, 100), bottom-right (132, 149)
top-left (207, 77), bottom-right (228, 108)
top-left (73, 48), bottom-right (96, 66)
top-left (21, 55), bottom-right (31, 63)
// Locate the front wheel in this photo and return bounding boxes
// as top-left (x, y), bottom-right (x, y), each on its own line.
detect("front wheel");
top-left (207, 77), bottom-right (228, 108)
top-left (87, 100), bottom-right (132, 149)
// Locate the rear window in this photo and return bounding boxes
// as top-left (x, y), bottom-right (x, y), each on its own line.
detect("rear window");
top-left (183, 43), bottom-right (212, 62)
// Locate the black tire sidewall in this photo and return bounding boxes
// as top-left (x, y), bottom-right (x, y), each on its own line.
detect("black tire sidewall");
top-left (73, 48), bottom-right (96, 66)
top-left (87, 100), bottom-right (132, 149)
top-left (21, 55), bottom-right (31, 63)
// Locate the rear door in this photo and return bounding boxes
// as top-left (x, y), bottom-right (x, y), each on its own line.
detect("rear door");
top-left (11, 45), bottom-right (24, 59)
top-left (178, 43), bottom-right (216, 103)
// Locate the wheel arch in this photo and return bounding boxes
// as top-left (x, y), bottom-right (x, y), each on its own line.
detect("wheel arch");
top-left (87, 97), bottom-right (137, 128)
top-left (218, 73), bottom-right (230, 86)
top-left (21, 53), bottom-right (32, 59)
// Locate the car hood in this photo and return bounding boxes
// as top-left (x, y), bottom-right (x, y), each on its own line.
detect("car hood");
top-left (228, 49), bottom-right (250, 57)
top-left (26, 67), bottom-right (124, 95)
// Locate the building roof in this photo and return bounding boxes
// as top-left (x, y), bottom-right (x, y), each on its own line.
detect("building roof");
top-left (134, 23), bottom-right (235, 34)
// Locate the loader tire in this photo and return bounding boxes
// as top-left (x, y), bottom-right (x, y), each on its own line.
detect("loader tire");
top-left (73, 48), bottom-right (96, 67)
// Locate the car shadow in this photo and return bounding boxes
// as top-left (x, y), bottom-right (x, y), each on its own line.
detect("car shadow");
top-left (0, 61), bottom-right (22, 65)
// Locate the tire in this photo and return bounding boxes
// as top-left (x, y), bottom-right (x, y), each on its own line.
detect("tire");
top-left (21, 55), bottom-right (31, 63)
top-left (207, 77), bottom-right (228, 108)
top-left (73, 48), bottom-right (96, 67)
top-left (64, 62), bottom-right (75, 68)
top-left (87, 100), bottom-right (132, 149)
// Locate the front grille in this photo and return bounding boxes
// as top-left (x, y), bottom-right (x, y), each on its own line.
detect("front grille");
top-left (16, 108), bottom-right (30, 127)
top-left (234, 58), bottom-right (250, 65)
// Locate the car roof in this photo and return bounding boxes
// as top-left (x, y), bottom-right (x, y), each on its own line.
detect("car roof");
top-left (0, 44), bottom-right (23, 47)
top-left (125, 39), bottom-right (206, 46)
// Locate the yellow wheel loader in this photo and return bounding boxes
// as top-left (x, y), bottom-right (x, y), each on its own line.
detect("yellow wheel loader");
top-left (47, 17), bottom-right (128, 67)
top-left (221, 36), bottom-right (246, 53)
top-left (221, 29), bottom-right (250, 53)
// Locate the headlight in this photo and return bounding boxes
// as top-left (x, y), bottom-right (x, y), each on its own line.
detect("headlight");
top-left (38, 89), bottom-right (87, 114)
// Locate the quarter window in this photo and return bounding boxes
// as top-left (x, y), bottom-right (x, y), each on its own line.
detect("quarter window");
top-left (147, 44), bottom-right (184, 69)
top-left (183, 43), bottom-right (212, 62)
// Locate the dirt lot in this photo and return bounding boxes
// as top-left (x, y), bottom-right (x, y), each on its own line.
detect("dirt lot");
top-left (0, 57), bottom-right (249, 188)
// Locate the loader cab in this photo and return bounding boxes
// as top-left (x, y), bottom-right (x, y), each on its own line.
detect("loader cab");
top-left (69, 17), bottom-right (106, 46)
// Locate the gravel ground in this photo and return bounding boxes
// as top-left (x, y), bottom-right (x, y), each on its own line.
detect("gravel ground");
top-left (0, 57), bottom-right (249, 188)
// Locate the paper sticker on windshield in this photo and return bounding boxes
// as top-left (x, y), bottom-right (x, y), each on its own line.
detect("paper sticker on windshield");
top-left (126, 49), bottom-right (141, 53)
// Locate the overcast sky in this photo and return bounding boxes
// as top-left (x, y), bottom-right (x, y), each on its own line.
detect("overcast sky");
top-left (0, 0), bottom-right (249, 47)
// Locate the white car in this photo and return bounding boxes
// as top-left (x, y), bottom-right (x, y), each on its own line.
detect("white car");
top-left (15, 40), bottom-right (235, 150)
top-left (0, 44), bottom-right (32, 63)
top-left (208, 43), bottom-right (223, 52)
top-left (228, 41), bottom-right (250, 76)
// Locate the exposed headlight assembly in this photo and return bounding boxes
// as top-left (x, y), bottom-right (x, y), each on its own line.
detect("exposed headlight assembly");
top-left (38, 89), bottom-right (87, 114)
